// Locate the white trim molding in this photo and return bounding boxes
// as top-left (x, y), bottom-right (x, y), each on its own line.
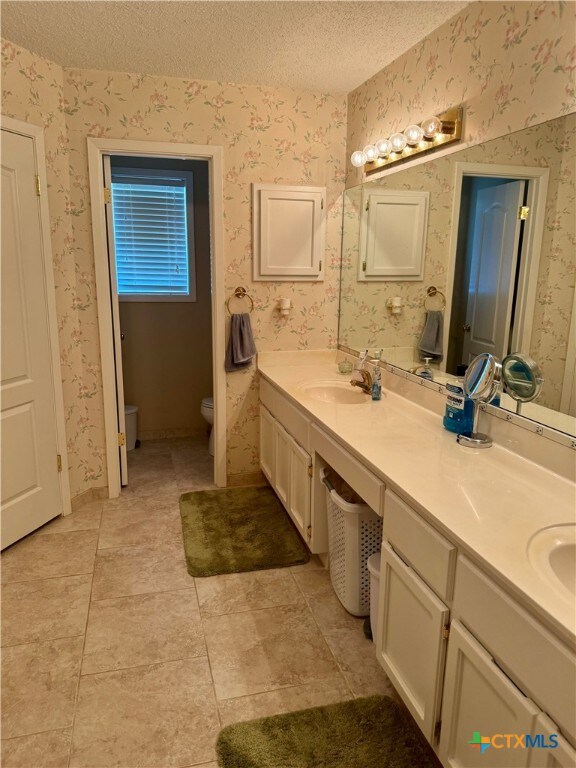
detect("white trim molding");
top-left (1, 114), bottom-right (72, 515)
top-left (87, 138), bottom-right (226, 496)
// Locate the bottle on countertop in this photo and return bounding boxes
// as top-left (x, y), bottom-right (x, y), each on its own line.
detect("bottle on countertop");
top-left (443, 377), bottom-right (474, 435)
top-left (371, 349), bottom-right (383, 401)
top-left (419, 357), bottom-right (435, 381)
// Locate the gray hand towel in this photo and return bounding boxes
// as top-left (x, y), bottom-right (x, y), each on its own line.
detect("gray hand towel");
top-left (418, 310), bottom-right (443, 360)
top-left (225, 313), bottom-right (257, 372)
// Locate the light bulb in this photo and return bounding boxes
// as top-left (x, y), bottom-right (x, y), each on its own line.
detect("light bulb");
top-left (376, 138), bottom-right (392, 157)
top-left (404, 124), bottom-right (424, 146)
top-left (363, 145), bottom-right (379, 162)
top-left (389, 133), bottom-right (407, 153)
top-left (350, 150), bottom-right (367, 167)
top-left (421, 116), bottom-right (442, 138)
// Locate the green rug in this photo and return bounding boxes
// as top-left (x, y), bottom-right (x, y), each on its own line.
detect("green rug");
top-left (216, 695), bottom-right (439, 768)
top-left (179, 486), bottom-right (310, 577)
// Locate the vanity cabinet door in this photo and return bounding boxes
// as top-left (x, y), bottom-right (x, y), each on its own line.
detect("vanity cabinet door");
top-left (439, 620), bottom-right (539, 768)
top-left (274, 422), bottom-right (291, 508)
top-left (288, 439), bottom-right (311, 541)
top-left (376, 541), bottom-right (449, 743)
top-left (528, 713), bottom-right (576, 767)
top-left (259, 406), bottom-right (276, 484)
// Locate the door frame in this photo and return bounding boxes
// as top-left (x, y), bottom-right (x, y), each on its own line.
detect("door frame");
top-left (1, 114), bottom-right (72, 516)
top-left (87, 138), bottom-right (226, 496)
top-left (442, 162), bottom-right (549, 371)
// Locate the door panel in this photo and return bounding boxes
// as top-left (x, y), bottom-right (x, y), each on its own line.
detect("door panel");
top-left (376, 541), bottom-right (450, 742)
top-left (274, 422), bottom-right (291, 508)
top-left (1, 129), bottom-right (61, 548)
top-left (288, 438), bottom-right (311, 539)
top-left (463, 179), bottom-right (525, 362)
top-left (439, 620), bottom-right (539, 768)
top-left (259, 406), bottom-right (276, 484)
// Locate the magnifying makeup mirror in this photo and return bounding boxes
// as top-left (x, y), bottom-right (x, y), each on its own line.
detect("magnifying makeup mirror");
top-left (457, 353), bottom-right (502, 449)
top-left (501, 353), bottom-right (543, 415)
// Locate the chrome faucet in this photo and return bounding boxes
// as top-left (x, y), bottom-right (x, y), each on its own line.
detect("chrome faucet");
top-left (350, 348), bottom-right (372, 394)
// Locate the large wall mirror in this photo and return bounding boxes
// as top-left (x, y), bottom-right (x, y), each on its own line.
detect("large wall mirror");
top-left (339, 113), bottom-right (575, 437)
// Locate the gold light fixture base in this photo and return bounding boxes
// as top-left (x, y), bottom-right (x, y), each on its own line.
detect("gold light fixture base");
top-left (364, 107), bottom-right (463, 176)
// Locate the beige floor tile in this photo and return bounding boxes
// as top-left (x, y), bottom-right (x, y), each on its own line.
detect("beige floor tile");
top-left (98, 507), bottom-right (182, 549)
top-left (1, 728), bottom-right (72, 768)
top-left (195, 569), bottom-right (304, 617)
top-left (123, 478), bottom-right (181, 499)
top-left (70, 658), bottom-right (220, 768)
top-left (293, 569), bottom-right (362, 633)
top-left (323, 627), bottom-right (396, 697)
top-left (82, 589), bottom-right (205, 674)
top-left (92, 539), bottom-right (192, 600)
top-left (37, 502), bottom-right (103, 535)
top-left (217, 676), bottom-right (352, 727)
top-left (1, 531), bottom-right (99, 584)
top-left (2, 575), bottom-right (92, 647)
top-left (1, 636), bottom-right (84, 738)
top-left (204, 603), bottom-right (341, 700)
top-left (289, 554), bottom-right (326, 573)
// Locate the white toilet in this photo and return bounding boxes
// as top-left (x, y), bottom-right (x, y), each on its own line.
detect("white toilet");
top-left (124, 405), bottom-right (138, 451)
top-left (200, 397), bottom-right (214, 456)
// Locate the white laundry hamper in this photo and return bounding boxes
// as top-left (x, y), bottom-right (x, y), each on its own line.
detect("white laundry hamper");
top-left (321, 468), bottom-right (383, 617)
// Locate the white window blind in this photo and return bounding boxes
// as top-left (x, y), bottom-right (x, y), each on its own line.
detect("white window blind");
top-left (111, 171), bottom-right (193, 298)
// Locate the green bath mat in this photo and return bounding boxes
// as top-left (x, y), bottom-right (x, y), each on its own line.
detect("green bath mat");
top-left (216, 695), bottom-right (439, 768)
top-left (179, 486), bottom-right (309, 576)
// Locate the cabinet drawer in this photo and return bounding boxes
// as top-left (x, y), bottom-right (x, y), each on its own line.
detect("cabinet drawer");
top-left (454, 556), bottom-right (576, 742)
top-left (383, 490), bottom-right (456, 602)
top-left (310, 425), bottom-right (383, 513)
top-left (260, 378), bottom-right (310, 451)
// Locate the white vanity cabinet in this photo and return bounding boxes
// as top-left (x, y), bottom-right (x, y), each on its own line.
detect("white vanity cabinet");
top-left (438, 620), bottom-right (540, 768)
top-left (377, 489), bottom-right (456, 742)
top-left (259, 404), bottom-right (312, 544)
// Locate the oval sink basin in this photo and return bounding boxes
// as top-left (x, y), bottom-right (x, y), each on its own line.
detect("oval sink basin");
top-left (297, 381), bottom-right (368, 404)
top-left (528, 524), bottom-right (576, 600)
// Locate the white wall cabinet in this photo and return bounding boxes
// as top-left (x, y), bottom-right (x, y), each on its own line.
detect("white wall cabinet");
top-left (358, 189), bottom-right (429, 281)
top-left (253, 184), bottom-right (326, 281)
top-left (438, 620), bottom-right (540, 768)
top-left (376, 541), bottom-right (449, 742)
top-left (259, 404), bottom-right (312, 545)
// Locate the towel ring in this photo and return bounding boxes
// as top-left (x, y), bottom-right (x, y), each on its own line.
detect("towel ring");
top-left (226, 286), bottom-right (254, 314)
top-left (424, 286), bottom-right (446, 311)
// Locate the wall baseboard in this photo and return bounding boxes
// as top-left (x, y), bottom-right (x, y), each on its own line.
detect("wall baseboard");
top-left (226, 470), bottom-right (267, 488)
top-left (70, 486), bottom-right (108, 513)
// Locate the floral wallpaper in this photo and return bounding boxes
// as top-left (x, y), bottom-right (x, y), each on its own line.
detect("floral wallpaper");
top-left (347, 1), bottom-right (576, 188)
top-left (2, 38), bottom-right (346, 492)
top-left (339, 114), bottom-right (575, 411)
top-left (1, 40), bottom-right (95, 496)
top-left (2, 0), bottom-right (574, 496)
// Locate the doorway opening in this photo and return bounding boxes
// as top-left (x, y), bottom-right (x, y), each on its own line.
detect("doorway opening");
top-left (443, 162), bottom-right (549, 378)
top-left (106, 155), bottom-right (213, 487)
top-left (87, 138), bottom-right (225, 497)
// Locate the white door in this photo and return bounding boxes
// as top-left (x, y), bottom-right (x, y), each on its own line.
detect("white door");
top-left (463, 179), bottom-right (526, 362)
top-left (1, 129), bottom-right (62, 548)
top-left (259, 406), bottom-right (276, 484)
top-left (288, 437), bottom-right (311, 540)
top-left (439, 620), bottom-right (540, 768)
top-left (103, 156), bottom-right (128, 485)
top-left (274, 421), bottom-right (291, 508)
top-left (376, 541), bottom-right (450, 743)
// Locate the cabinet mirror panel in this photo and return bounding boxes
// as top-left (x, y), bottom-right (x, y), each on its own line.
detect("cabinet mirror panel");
top-left (338, 114), bottom-right (575, 436)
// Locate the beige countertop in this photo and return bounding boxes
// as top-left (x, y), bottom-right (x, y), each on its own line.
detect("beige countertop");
top-left (258, 351), bottom-right (576, 645)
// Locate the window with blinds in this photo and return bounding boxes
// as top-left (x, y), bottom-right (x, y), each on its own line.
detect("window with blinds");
top-left (110, 168), bottom-right (196, 301)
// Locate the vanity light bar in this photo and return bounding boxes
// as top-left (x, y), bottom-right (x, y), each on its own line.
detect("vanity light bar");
top-left (351, 107), bottom-right (463, 175)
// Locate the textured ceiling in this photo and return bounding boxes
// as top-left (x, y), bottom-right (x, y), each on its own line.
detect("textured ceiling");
top-left (1, 1), bottom-right (468, 93)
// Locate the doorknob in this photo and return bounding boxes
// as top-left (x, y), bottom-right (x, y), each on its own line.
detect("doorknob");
top-left (121, 333), bottom-right (125, 340)
top-left (463, 324), bottom-right (471, 332)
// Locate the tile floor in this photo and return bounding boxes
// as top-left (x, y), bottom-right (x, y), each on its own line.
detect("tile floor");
top-left (1, 437), bottom-right (396, 768)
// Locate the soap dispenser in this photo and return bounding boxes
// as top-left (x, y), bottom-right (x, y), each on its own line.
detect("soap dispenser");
top-left (371, 350), bottom-right (383, 401)
top-left (419, 357), bottom-right (434, 381)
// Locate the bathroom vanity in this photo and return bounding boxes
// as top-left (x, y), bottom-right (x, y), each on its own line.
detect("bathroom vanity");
top-left (258, 351), bottom-right (576, 767)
